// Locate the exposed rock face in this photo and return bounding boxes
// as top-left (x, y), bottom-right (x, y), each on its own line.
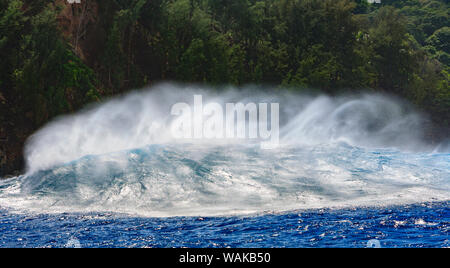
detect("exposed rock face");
top-left (0, 89), bottom-right (28, 177)
top-left (0, 94), bottom-right (9, 177)
top-left (0, 143), bottom-right (24, 178)
top-left (0, 146), bottom-right (6, 174)
top-left (0, 102), bottom-right (26, 177)
top-left (55, 0), bottom-right (103, 65)
top-left (0, 0), bottom-right (103, 178)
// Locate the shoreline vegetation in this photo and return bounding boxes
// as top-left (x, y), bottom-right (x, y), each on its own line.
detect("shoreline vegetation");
top-left (0, 0), bottom-right (449, 177)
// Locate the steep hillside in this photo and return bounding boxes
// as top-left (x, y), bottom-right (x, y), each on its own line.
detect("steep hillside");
top-left (0, 0), bottom-right (448, 177)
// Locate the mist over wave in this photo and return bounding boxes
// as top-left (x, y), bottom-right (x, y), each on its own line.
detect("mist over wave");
top-left (0, 84), bottom-right (448, 217)
top-left (24, 84), bottom-right (433, 172)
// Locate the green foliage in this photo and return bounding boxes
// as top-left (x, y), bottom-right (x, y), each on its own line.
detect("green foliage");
top-left (0, 0), bottom-right (449, 131)
top-left (100, 0), bottom-right (148, 92)
top-left (0, 0), bottom-right (98, 127)
top-left (96, 0), bottom-right (449, 130)
top-left (364, 7), bottom-right (419, 94)
top-left (426, 27), bottom-right (450, 65)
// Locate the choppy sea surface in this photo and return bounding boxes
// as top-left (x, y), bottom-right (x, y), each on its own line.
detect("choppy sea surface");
top-left (0, 202), bottom-right (448, 248)
top-left (0, 144), bottom-right (448, 248)
top-left (0, 87), bottom-right (449, 248)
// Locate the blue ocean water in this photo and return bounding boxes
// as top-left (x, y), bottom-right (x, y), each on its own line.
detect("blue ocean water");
top-left (0, 202), bottom-right (448, 248)
top-left (1, 89), bottom-right (449, 248)
top-left (0, 144), bottom-right (448, 248)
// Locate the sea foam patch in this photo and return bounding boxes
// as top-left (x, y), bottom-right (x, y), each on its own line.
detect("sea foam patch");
top-left (0, 84), bottom-right (448, 217)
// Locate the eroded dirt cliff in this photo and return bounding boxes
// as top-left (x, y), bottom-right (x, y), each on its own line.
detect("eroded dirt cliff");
top-left (0, 0), bottom-right (103, 177)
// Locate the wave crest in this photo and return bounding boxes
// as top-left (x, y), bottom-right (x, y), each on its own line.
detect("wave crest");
top-left (0, 85), bottom-right (447, 217)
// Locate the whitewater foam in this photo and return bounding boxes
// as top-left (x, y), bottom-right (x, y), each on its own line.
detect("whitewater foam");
top-left (0, 84), bottom-right (448, 217)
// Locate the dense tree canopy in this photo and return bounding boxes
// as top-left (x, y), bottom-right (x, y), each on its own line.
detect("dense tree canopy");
top-left (0, 0), bottom-right (98, 127)
top-left (0, 0), bottom-right (449, 175)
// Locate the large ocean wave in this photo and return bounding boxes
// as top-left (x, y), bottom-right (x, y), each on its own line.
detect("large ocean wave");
top-left (0, 84), bottom-right (448, 217)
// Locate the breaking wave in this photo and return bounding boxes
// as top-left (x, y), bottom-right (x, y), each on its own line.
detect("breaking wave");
top-left (0, 84), bottom-right (448, 217)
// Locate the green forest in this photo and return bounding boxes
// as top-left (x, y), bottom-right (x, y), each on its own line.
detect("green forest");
top-left (0, 0), bottom-right (449, 175)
